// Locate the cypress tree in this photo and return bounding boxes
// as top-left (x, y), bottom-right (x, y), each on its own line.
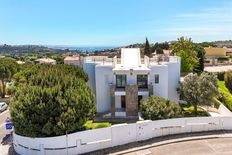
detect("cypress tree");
top-left (144, 37), bottom-right (151, 57)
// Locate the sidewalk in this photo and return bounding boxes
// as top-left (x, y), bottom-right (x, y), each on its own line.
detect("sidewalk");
top-left (0, 132), bottom-right (16, 155)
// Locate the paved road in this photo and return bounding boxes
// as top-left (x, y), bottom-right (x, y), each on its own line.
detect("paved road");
top-left (124, 138), bottom-right (232, 155)
top-left (0, 109), bottom-right (15, 155)
top-left (204, 65), bottom-right (232, 72)
top-left (0, 109), bottom-right (11, 142)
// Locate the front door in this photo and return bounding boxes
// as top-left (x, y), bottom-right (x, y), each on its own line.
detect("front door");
top-left (121, 96), bottom-right (126, 109)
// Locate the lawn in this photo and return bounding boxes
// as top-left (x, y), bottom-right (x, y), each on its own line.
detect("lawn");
top-left (180, 105), bottom-right (208, 117)
top-left (84, 120), bottom-right (111, 130)
top-left (218, 81), bottom-right (232, 111)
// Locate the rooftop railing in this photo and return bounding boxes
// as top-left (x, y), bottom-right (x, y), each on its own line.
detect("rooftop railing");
top-left (83, 55), bottom-right (180, 66)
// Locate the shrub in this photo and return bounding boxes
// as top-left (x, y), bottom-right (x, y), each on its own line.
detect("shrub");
top-left (6, 85), bottom-right (13, 96)
top-left (214, 72), bottom-right (225, 81)
top-left (180, 105), bottom-right (208, 117)
top-left (227, 53), bottom-right (232, 59)
top-left (140, 96), bottom-right (182, 120)
top-left (225, 71), bottom-right (232, 93)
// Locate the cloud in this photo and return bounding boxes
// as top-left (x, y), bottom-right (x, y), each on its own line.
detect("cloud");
top-left (150, 3), bottom-right (232, 41)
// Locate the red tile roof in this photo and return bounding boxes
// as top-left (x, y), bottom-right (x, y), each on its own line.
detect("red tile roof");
top-left (64, 56), bottom-right (80, 61)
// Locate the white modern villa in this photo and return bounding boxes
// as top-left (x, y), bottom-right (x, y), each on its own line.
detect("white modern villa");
top-left (83, 48), bottom-right (180, 118)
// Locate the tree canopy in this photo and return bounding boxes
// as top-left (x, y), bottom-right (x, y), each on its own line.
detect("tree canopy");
top-left (0, 57), bottom-right (18, 98)
top-left (179, 72), bottom-right (219, 116)
top-left (144, 37), bottom-right (151, 57)
top-left (10, 64), bottom-right (95, 137)
top-left (171, 37), bottom-right (198, 73)
top-left (140, 96), bottom-right (182, 120)
top-left (150, 42), bottom-right (169, 54)
top-left (193, 44), bottom-right (205, 74)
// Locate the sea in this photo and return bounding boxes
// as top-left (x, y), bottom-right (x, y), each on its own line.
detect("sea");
top-left (46, 45), bottom-right (118, 52)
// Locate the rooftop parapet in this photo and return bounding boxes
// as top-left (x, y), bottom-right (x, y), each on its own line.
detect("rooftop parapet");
top-left (83, 48), bottom-right (180, 67)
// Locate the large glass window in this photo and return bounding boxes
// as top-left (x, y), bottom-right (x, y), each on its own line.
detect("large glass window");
top-left (116, 75), bottom-right (127, 88)
top-left (137, 75), bottom-right (148, 88)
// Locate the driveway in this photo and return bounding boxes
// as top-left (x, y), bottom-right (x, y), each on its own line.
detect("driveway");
top-left (0, 109), bottom-right (11, 141)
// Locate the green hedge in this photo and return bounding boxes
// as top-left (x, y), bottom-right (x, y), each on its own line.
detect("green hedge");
top-left (225, 71), bottom-right (232, 93)
top-left (218, 81), bottom-right (232, 111)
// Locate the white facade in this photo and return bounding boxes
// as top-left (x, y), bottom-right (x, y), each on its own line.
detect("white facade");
top-left (83, 48), bottom-right (181, 115)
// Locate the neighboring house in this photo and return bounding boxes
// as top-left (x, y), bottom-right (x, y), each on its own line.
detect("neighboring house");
top-left (204, 47), bottom-right (230, 66)
top-left (35, 58), bottom-right (56, 65)
top-left (16, 60), bottom-right (25, 65)
top-left (83, 48), bottom-right (180, 118)
top-left (226, 48), bottom-right (232, 54)
top-left (163, 49), bottom-right (172, 56)
top-left (64, 56), bottom-right (81, 67)
top-left (152, 49), bottom-right (172, 56)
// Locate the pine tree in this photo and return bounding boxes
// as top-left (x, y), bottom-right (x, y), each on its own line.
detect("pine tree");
top-left (144, 37), bottom-right (151, 57)
top-left (193, 44), bottom-right (205, 74)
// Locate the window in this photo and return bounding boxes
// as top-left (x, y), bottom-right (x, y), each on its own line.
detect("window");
top-left (116, 75), bottom-right (127, 88)
top-left (137, 75), bottom-right (148, 88)
top-left (155, 74), bottom-right (159, 84)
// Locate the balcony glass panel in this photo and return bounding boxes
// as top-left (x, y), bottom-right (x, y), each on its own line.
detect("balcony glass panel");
top-left (116, 75), bottom-right (127, 88)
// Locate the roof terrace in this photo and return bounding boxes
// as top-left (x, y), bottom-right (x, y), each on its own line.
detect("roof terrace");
top-left (83, 48), bottom-right (180, 67)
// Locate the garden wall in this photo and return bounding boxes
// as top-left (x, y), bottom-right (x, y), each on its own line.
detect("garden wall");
top-left (14, 117), bottom-right (232, 155)
top-left (218, 104), bottom-right (232, 116)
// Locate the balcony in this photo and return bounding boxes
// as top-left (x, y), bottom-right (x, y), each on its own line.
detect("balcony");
top-left (114, 87), bottom-right (126, 95)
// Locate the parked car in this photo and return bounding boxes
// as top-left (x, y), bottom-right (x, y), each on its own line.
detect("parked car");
top-left (0, 102), bottom-right (8, 112)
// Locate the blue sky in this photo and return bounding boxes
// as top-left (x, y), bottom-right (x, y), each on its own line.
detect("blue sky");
top-left (1, 0), bottom-right (232, 46)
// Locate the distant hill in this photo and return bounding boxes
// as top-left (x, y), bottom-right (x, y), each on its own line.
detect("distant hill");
top-left (1, 40), bottom-right (232, 56)
top-left (0, 44), bottom-right (57, 56)
top-left (211, 40), bottom-right (232, 48)
top-left (0, 44), bottom-right (117, 56)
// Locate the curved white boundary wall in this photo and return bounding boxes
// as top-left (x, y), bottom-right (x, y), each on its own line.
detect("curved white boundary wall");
top-left (14, 117), bottom-right (232, 155)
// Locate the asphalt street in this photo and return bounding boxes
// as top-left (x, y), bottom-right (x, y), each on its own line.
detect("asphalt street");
top-left (123, 138), bottom-right (232, 155)
top-left (0, 109), bottom-right (11, 143)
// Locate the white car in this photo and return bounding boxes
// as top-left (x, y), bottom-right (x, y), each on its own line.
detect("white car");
top-left (0, 102), bottom-right (8, 112)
